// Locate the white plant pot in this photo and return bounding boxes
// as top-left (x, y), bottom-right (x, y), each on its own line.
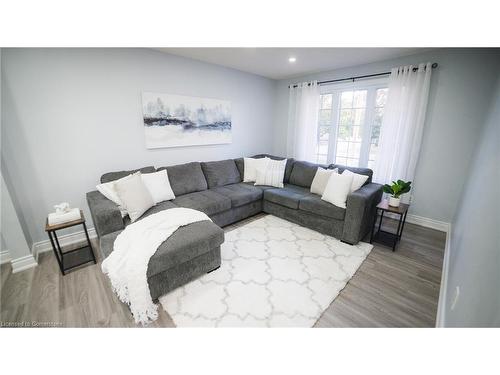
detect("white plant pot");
top-left (388, 196), bottom-right (401, 207)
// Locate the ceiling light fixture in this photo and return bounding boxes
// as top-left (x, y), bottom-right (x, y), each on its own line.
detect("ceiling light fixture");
top-left (288, 57), bottom-right (296, 63)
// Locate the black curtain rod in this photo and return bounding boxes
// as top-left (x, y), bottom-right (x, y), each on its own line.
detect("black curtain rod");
top-left (289, 62), bottom-right (438, 88)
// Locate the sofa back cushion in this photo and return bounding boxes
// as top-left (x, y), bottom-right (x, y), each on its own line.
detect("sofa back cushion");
top-left (235, 154), bottom-right (294, 183)
top-left (100, 166), bottom-right (155, 183)
top-left (331, 164), bottom-right (373, 184)
top-left (158, 162), bottom-right (208, 196)
top-left (289, 161), bottom-right (328, 188)
top-left (201, 159), bottom-right (241, 188)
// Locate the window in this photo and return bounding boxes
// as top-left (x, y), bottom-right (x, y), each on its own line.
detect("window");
top-left (314, 79), bottom-right (388, 168)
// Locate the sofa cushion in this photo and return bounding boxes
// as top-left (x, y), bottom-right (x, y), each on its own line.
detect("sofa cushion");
top-left (211, 183), bottom-right (263, 208)
top-left (235, 155), bottom-right (295, 183)
top-left (283, 183), bottom-right (312, 195)
top-left (99, 220), bottom-right (224, 276)
top-left (148, 220), bottom-right (224, 277)
top-left (299, 195), bottom-right (346, 220)
top-left (159, 162), bottom-right (208, 196)
top-left (134, 200), bottom-right (178, 222)
top-left (234, 158), bottom-right (244, 179)
top-left (289, 161), bottom-right (328, 188)
top-left (241, 181), bottom-right (275, 191)
top-left (201, 159), bottom-right (241, 188)
top-left (172, 190), bottom-right (231, 216)
top-left (332, 164), bottom-right (373, 184)
top-left (263, 185), bottom-right (311, 210)
top-left (100, 166), bottom-right (155, 183)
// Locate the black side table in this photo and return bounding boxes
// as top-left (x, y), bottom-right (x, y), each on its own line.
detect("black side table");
top-left (370, 199), bottom-right (409, 251)
top-left (45, 210), bottom-right (97, 275)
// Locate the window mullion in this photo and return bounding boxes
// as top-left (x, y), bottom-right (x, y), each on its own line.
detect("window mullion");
top-left (327, 91), bottom-right (340, 164)
top-left (359, 88), bottom-right (376, 167)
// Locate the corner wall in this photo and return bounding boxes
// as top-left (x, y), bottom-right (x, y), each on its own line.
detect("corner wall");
top-left (440, 75), bottom-right (500, 327)
top-left (273, 48), bottom-right (500, 224)
top-left (1, 48), bottom-right (277, 245)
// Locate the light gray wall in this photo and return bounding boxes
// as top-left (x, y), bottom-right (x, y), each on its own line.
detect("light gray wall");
top-left (443, 76), bottom-right (500, 327)
top-left (273, 48), bottom-right (500, 223)
top-left (1, 48), bottom-right (276, 246)
top-left (1, 173), bottom-right (32, 260)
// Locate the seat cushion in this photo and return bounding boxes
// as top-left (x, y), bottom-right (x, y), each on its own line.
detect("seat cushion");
top-left (289, 161), bottom-right (328, 188)
top-left (158, 162), bottom-right (208, 196)
top-left (136, 200), bottom-right (178, 221)
top-left (201, 159), bottom-right (241, 188)
top-left (241, 181), bottom-right (275, 191)
top-left (123, 200), bottom-right (178, 226)
top-left (99, 220), bottom-right (224, 277)
top-left (263, 185), bottom-right (311, 210)
top-left (299, 195), bottom-right (346, 220)
top-left (148, 220), bottom-right (224, 277)
top-left (283, 183), bottom-right (311, 195)
top-left (100, 166), bottom-right (155, 183)
top-left (172, 190), bottom-right (231, 216)
top-left (211, 183), bottom-right (263, 208)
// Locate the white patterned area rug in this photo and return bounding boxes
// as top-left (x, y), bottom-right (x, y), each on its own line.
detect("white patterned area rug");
top-left (159, 215), bottom-right (373, 327)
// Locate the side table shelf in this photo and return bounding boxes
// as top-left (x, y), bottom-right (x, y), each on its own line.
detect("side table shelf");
top-left (370, 199), bottom-right (409, 251)
top-left (45, 210), bottom-right (97, 275)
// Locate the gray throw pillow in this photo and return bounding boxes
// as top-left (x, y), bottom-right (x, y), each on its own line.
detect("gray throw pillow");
top-left (114, 172), bottom-right (154, 222)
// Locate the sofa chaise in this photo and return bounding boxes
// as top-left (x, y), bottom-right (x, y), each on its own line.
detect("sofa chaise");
top-left (87, 154), bottom-right (383, 301)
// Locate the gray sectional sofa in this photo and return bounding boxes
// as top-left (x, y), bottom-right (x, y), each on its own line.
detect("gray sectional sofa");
top-left (87, 154), bottom-right (382, 301)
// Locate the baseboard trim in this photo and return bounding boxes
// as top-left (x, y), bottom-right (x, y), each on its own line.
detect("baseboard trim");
top-left (436, 223), bottom-right (452, 327)
top-left (32, 227), bottom-right (97, 260)
top-left (406, 214), bottom-right (450, 233)
top-left (27, 213), bottom-right (452, 324)
top-left (383, 212), bottom-right (449, 233)
top-left (11, 254), bottom-right (38, 273)
top-left (0, 250), bottom-right (12, 265)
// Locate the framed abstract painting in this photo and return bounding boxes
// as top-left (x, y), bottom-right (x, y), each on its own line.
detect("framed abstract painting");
top-left (142, 92), bottom-right (232, 148)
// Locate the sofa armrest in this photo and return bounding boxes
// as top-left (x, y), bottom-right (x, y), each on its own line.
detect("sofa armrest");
top-left (86, 190), bottom-right (125, 238)
top-left (341, 183), bottom-right (383, 244)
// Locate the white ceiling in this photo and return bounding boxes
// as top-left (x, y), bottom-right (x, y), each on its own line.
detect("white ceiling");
top-left (157, 48), bottom-right (427, 80)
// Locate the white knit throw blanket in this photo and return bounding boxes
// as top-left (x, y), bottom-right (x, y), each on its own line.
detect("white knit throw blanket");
top-left (101, 207), bottom-right (211, 325)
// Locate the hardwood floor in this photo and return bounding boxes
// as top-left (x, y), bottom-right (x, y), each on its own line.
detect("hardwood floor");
top-left (0, 215), bottom-right (445, 328)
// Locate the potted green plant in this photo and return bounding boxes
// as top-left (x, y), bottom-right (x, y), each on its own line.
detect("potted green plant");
top-left (383, 180), bottom-right (412, 207)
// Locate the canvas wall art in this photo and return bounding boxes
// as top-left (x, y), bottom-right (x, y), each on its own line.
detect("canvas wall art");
top-left (142, 92), bottom-right (232, 148)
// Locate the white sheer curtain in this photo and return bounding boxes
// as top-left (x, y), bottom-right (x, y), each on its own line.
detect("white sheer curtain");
top-left (374, 63), bottom-right (432, 189)
top-left (287, 81), bottom-right (320, 162)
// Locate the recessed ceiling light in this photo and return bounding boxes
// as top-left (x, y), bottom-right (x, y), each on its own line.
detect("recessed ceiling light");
top-left (288, 57), bottom-right (296, 63)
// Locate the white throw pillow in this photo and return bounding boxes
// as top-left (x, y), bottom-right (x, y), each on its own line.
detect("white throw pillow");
top-left (114, 172), bottom-right (154, 222)
top-left (141, 170), bottom-right (175, 204)
top-left (254, 158), bottom-right (287, 188)
top-left (243, 157), bottom-right (270, 182)
top-left (342, 169), bottom-right (369, 192)
top-left (310, 167), bottom-right (338, 195)
top-left (321, 172), bottom-right (354, 209)
top-left (96, 176), bottom-right (130, 217)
